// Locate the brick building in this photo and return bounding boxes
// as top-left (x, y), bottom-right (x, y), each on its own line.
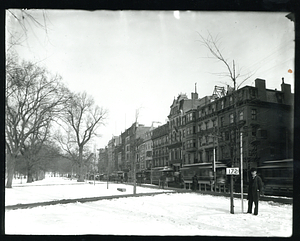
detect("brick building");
top-left (171, 78), bottom-right (293, 175)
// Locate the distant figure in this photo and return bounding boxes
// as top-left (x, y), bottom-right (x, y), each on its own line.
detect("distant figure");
top-left (247, 167), bottom-right (263, 215)
top-left (192, 174), bottom-right (198, 191)
top-left (160, 174), bottom-right (166, 189)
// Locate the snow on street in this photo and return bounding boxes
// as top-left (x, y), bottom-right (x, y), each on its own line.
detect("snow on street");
top-left (5, 177), bottom-right (292, 236)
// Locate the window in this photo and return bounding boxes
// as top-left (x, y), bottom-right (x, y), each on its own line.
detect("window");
top-left (252, 127), bottom-right (257, 137)
top-left (212, 119), bottom-right (217, 127)
top-left (230, 130), bottom-right (235, 141)
top-left (230, 113), bottom-right (234, 123)
top-left (239, 111), bottom-right (244, 121)
top-left (199, 152), bottom-right (203, 162)
top-left (221, 100), bottom-right (224, 109)
top-left (251, 109), bottom-right (257, 120)
top-left (211, 104), bottom-right (215, 112)
top-left (221, 117), bottom-right (225, 127)
top-left (225, 132), bottom-right (229, 141)
top-left (205, 121), bottom-right (209, 130)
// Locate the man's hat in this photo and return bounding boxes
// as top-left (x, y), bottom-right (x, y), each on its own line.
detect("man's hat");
top-left (250, 167), bottom-right (257, 172)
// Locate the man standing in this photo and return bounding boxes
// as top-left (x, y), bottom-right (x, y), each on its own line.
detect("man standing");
top-left (192, 174), bottom-right (198, 191)
top-left (160, 173), bottom-right (166, 189)
top-left (247, 167), bottom-right (263, 215)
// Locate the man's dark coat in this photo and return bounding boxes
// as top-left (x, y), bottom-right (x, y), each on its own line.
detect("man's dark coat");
top-left (248, 175), bottom-right (263, 201)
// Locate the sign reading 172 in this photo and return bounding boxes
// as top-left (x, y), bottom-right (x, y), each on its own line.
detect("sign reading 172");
top-left (226, 168), bottom-right (240, 175)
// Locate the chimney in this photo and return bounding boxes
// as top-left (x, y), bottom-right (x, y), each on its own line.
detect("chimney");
top-left (191, 92), bottom-right (198, 100)
top-left (191, 83), bottom-right (198, 100)
top-left (281, 77), bottom-right (292, 105)
top-left (255, 78), bottom-right (267, 101)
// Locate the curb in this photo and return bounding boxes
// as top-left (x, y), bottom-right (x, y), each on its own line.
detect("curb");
top-left (5, 191), bottom-right (176, 210)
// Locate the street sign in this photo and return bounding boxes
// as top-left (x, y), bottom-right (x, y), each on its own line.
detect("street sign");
top-left (226, 168), bottom-right (239, 175)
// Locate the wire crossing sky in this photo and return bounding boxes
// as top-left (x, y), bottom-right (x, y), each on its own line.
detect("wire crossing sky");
top-left (6, 10), bottom-right (295, 148)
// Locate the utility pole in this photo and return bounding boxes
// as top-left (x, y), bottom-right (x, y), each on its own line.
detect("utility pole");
top-left (93, 144), bottom-right (96, 186)
top-left (213, 134), bottom-right (216, 192)
top-left (150, 161), bottom-right (153, 185)
top-left (230, 60), bottom-right (237, 214)
top-left (133, 109), bottom-right (140, 195)
top-left (107, 151), bottom-right (109, 189)
top-left (240, 131), bottom-right (244, 213)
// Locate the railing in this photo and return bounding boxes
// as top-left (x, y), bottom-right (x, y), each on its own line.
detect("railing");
top-left (183, 180), bottom-right (227, 192)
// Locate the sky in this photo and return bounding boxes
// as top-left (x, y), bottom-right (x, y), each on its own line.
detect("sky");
top-left (5, 176), bottom-right (293, 236)
top-left (6, 10), bottom-right (295, 149)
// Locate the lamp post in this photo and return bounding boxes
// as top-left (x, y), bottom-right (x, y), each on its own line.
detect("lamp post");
top-left (93, 154), bottom-right (96, 186)
top-left (150, 160), bottom-right (153, 185)
top-left (213, 137), bottom-right (216, 192)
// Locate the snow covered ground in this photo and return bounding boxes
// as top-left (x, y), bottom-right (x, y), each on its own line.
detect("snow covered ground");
top-left (5, 177), bottom-right (170, 205)
top-left (5, 177), bottom-right (293, 237)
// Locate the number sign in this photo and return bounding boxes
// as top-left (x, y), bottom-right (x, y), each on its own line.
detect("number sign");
top-left (226, 168), bottom-right (239, 175)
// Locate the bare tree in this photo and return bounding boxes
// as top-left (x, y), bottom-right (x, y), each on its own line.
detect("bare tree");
top-left (197, 32), bottom-right (253, 90)
top-left (6, 9), bottom-right (49, 49)
top-left (54, 128), bottom-right (95, 179)
top-left (19, 115), bottom-right (51, 183)
top-left (197, 32), bottom-right (254, 213)
top-left (61, 92), bottom-right (108, 182)
top-left (5, 56), bottom-right (69, 188)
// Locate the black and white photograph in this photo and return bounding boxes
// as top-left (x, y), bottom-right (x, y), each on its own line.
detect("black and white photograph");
top-left (5, 7), bottom-right (294, 237)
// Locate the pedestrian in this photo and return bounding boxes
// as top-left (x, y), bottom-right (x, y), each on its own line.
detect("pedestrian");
top-left (160, 174), bottom-right (166, 189)
top-left (192, 174), bottom-right (198, 191)
top-left (247, 167), bottom-right (263, 215)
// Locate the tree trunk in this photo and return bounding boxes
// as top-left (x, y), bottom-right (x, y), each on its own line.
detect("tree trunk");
top-left (27, 168), bottom-right (34, 183)
top-left (6, 154), bottom-right (15, 188)
top-left (77, 146), bottom-right (85, 182)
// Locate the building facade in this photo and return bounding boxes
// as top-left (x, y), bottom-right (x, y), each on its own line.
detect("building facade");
top-left (152, 123), bottom-right (169, 168)
top-left (98, 78), bottom-right (293, 184)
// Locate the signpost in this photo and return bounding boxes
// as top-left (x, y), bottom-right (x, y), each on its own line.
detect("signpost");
top-left (226, 167), bottom-right (239, 214)
top-left (240, 132), bottom-right (244, 213)
top-left (226, 168), bottom-right (239, 175)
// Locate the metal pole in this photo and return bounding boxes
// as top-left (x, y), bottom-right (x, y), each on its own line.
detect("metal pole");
top-left (133, 148), bottom-right (137, 194)
top-left (240, 131), bottom-right (244, 213)
top-left (230, 175), bottom-right (234, 214)
top-left (213, 136), bottom-right (216, 192)
top-left (94, 152), bottom-right (96, 186)
top-left (150, 162), bottom-right (153, 185)
top-left (107, 161), bottom-right (109, 189)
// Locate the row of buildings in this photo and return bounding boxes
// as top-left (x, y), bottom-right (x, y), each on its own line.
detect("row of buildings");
top-left (97, 78), bottom-right (293, 178)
